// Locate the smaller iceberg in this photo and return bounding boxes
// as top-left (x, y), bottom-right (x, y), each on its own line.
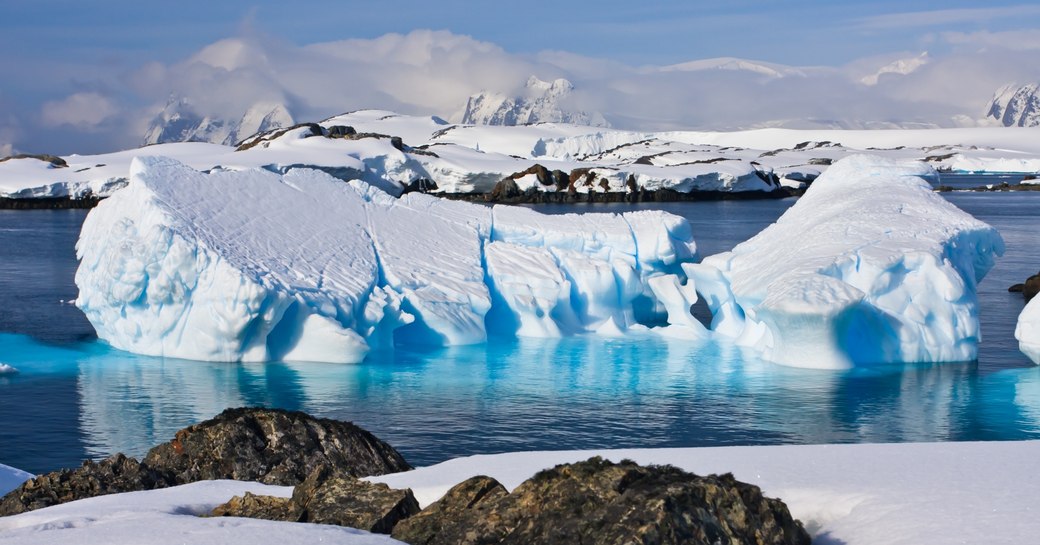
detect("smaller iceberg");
top-left (678, 155), bottom-right (1004, 369)
top-left (1017, 298), bottom-right (1040, 364)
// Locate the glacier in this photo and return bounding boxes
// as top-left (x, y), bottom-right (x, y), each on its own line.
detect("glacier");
top-left (75, 157), bottom-right (695, 363)
top-left (1017, 298), bottom-right (1040, 364)
top-left (673, 155), bottom-right (1004, 369)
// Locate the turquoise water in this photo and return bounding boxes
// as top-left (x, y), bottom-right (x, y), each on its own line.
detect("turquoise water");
top-left (1, 195), bottom-right (1039, 474)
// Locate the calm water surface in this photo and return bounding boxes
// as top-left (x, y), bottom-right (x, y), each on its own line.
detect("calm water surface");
top-left (1, 194), bottom-right (1039, 474)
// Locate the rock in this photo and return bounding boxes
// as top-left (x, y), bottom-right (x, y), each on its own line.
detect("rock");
top-left (144, 407), bottom-right (411, 486)
top-left (403, 177), bottom-right (438, 194)
top-left (390, 136), bottom-right (406, 152)
top-left (291, 466), bottom-right (420, 533)
top-left (0, 454), bottom-right (172, 516)
top-left (1026, 273), bottom-right (1040, 301)
top-left (488, 177), bottom-right (522, 201)
top-left (210, 492), bottom-right (296, 521)
top-left (391, 476), bottom-right (507, 543)
top-left (327, 125), bottom-right (357, 138)
top-left (1010, 283), bottom-right (1025, 293)
top-left (392, 457), bottom-right (810, 545)
top-left (0, 153), bottom-right (68, 168)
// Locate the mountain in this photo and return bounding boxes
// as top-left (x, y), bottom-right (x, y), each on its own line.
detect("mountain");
top-left (143, 98), bottom-right (294, 146)
top-left (460, 76), bottom-right (609, 127)
top-left (860, 52), bottom-right (929, 86)
top-left (987, 83), bottom-right (1040, 127)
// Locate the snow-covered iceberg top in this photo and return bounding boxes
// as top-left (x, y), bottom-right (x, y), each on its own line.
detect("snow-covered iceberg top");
top-left (674, 155), bottom-right (1004, 369)
top-left (75, 157), bottom-right (696, 363)
top-left (1016, 298), bottom-right (1040, 364)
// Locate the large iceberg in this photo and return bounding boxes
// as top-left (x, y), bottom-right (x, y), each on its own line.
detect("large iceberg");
top-left (1016, 298), bottom-right (1040, 364)
top-left (75, 157), bottom-right (696, 363)
top-left (674, 155), bottom-right (1004, 369)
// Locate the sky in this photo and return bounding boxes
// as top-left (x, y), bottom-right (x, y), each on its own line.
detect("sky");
top-left (3, 1), bottom-right (1040, 154)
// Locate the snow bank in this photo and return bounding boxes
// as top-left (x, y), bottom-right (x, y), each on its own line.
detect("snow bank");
top-left (682, 155), bottom-right (1004, 369)
top-left (0, 463), bottom-right (32, 496)
top-left (75, 157), bottom-right (697, 363)
top-left (0, 480), bottom-right (401, 545)
top-left (1017, 298), bottom-right (1040, 364)
top-left (370, 441), bottom-right (1040, 545)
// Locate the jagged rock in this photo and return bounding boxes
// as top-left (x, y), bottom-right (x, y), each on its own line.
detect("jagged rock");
top-left (1026, 273), bottom-right (1040, 301)
top-left (392, 457), bottom-right (810, 545)
top-left (391, 476), bottom-right (507, 543)
top-left (0, 454), bottom-right (172, 516)
top-left (488, 177), bottom-right (522, 201)
top-left (403, 177), bottom-right (438, 194)
top-left (0, 154), bottom-right (68, 168)
top-left (327, 125), bottom-right (357, 138)
top-left (210, 492), bottom-right (296, 521)
top-left (390, 136), bottom-right (406, 152)
top-left (291, 466), bottom-right (420, 533)
top-left (144, 407), bottom-right (411, 486)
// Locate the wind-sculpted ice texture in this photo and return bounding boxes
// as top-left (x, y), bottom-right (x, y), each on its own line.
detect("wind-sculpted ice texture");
top-left (679, 155), bottom-right (1004, 369)
top-left (75, 157), bottom-right (697, 363)
top-left (1016, 298), bottom-right (1040, 364)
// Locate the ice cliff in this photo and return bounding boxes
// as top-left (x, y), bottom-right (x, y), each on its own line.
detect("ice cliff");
top-left (75, 157), bottom-right (695, 363)
top-left (670, 155), bottom-right (1004, 369)
top-left (1017, 298), bottom-right (1040, 364)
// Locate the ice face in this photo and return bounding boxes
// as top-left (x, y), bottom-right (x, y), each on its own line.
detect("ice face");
top-left (683, 155), bottom-right (1004, 369)
top-left (1016, 298), bottom-right (1040, 365)
top-left (75, 157), bottom-right (698, 363)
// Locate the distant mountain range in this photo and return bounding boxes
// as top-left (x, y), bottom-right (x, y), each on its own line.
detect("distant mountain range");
top-left (144, 98), bottom-right (294, 146)
top-left (987, 83), bottom-right (1040, 127)
top-left (459, 76), bottom-right (610, 127)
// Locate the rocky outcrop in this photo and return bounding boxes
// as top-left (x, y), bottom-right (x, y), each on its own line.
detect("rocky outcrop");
top-left (143, 407), bottom-right (411, 485)
top-left (988, 83), bottom-right (1040, 127)
top-left (211, 466), bottom-right (421, 534)
top-left (1009, 271), bottom-right (1040, 301)
top-left (0, 454), bottom-right (173, 516)
top-left (1, 408), bottom-right (411, 515)
top-left (392, 457), bottom-right (811, 545)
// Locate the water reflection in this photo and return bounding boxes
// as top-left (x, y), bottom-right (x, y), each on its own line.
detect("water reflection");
top-left (4, 333), bottom-right (1035, 473)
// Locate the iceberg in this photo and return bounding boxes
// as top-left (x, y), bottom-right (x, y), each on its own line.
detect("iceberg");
top-left (680, 155), bottom-right (1004, 369)
top-left (75, 157), bottom-right (697, 363)
top-left (1016, 298), bottom-right (1040, 364)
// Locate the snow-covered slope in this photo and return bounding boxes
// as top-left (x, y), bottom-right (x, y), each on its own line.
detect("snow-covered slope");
top-left (1017, 297), bottom-right (1040, 364)
top-left (75, 157), bottom-right (696, 363)
top-left (459, 76), bottom-right (609, 127)
top-left (4, 110), bottom-right (1040, 200)
top-left (0, 463), bottom-right (32, 496)
top-left (680, 155), bottom-right (1004, 369)
top-left (144, 98), bottom-right (294, 146)
top-left (987, 83), bottom-right (1040, 127)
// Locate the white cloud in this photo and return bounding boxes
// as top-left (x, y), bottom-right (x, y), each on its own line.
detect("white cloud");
top-left (854, 5), bottom-right (1040, 30)
top-left (40, 92), bottom-right (118, 129)
top-left (941, 29), bottom-right (1040, 51)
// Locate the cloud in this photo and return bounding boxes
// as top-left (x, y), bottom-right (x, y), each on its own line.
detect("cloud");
top-left (941, 29), bottom-right (1040, 50)
top-left (40, 92), bottom-right (118, 129)
top-left (854, 5), bottom-right (1040, 30)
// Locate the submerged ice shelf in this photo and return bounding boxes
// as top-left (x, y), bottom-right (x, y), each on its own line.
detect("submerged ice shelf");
top-left (75, 157), bottom-right (695, 363)
top-left (75, 155), bottom-right (1008, 369)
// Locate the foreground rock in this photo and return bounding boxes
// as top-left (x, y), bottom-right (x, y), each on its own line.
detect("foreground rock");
top-left (0, 454), bottom-right (172, 516)
top-left (0, 408), bottom-right (411, 515)
top-left (212, 466), bottom-right (420, 533)
top-left (144, 407), bottom-right (411, 485)
top-left (391, 457), bottom-right (810, 545)
top-left (1009, 271), bottom-right (1040, 301)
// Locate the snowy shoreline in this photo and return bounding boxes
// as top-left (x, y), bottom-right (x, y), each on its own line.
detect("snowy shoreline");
top-left (3, 440), bottom-right (1039, 544)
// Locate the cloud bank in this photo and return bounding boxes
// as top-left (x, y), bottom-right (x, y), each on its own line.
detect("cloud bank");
top-left (5, 28), bottom-right (1040, 154)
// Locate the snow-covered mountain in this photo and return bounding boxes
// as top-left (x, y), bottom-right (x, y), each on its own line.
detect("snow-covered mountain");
top-left (459, 76), bottom-right (609, 127)
top-left (143, 98), bottom-right (294, 146)
top-left (987, 83), bottom-right (1040, 127)
top-left (860, 52), bottom-right (929, 86)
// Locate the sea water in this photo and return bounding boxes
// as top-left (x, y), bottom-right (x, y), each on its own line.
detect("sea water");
top-left (1, 194), bottom-right (1039, 474)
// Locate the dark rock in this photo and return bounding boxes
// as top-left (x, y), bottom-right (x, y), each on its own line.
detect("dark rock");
top-left (292, 466), bottom-right (420, 533)
top-left (392, 476), bottom-right (507, 543)
top-left (0, 454), bottom-right (173, 516)
top-left (390, 136), bottom-right (406, 152)
top-left (402, 177), bottom-right (439, 194)
top-left (210, 492), bottom-right (296, 521)
top-left (1025, 273), bottom-right (1040, 301)
top-left (327, 125), bottom-right (357, 138)
top-left (1010, 283), bottom-right (1025, 293)
top-left (144, 407), bottom-right (411, 486)
top-left (551, 169), bottom-right (569, 191)
top-left (0, 153), bottom-right (68, 168)
top-left (392, 457), bottom-right (810, 545)
top-left (488, 177), bottom-right (522, 201)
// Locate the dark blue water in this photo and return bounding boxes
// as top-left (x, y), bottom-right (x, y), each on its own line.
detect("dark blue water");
top-left (935, 173), bottom-right (1028, 190)
top-left (1, 196), bottom-right (1039, 474)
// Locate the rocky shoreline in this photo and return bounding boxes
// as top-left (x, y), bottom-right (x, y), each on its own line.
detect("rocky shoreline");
top-left (0, 408), bottom-right (811, 545)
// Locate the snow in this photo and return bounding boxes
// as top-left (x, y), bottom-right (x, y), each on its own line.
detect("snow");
top-left (5, 110), bottom-right (1040, 200)
top-left (682, 155), bottom-right (1004, 369)
top-left (1017, 297), bottom-right (1040, 364)
top-left (4, 441), bottom-right (1038, 545)
top-left (0, 363), bottom-right (17, 375)
top-left (75, 157), bottom-right (697, 362)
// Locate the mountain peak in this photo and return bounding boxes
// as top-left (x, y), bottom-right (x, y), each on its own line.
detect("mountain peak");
top-left (143, 98), bottom-right (294, 146)
top-left (460, 76), bottom-right (608, 127)
top-left (987, 82), bottom-right (1040, 127)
